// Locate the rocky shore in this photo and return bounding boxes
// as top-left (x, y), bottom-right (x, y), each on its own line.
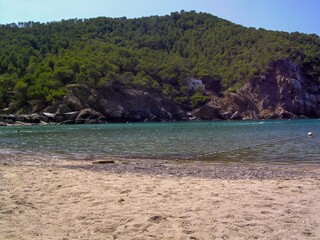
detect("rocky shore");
top-left (1, 59), bottom-right (320, 125)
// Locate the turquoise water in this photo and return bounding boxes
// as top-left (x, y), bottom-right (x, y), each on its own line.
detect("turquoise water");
top-left (0, 119), bottom-right (320, 164)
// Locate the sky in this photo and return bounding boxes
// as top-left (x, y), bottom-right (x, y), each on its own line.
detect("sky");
top-left (0, 0), bottom-right (319, 35)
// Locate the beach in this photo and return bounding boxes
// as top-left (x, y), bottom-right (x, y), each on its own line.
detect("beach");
top-left (1, 159), bottom-right (320, 240)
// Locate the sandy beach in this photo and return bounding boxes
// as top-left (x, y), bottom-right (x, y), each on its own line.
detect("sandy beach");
top-left (1, 159), bottom-right (320, 240)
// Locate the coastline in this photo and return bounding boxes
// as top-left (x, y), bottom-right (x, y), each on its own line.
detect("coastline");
top-left (1, 158), bottom-right (320, 239)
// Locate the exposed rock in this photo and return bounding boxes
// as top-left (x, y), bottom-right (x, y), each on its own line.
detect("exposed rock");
top-left (230, 111), bottom-right (241, 120)
top-left (57, 111), bottom-right (79, 123)
top-left (192, 105), bottom-right (221, 120)
top-left (235, 59), bottom-right (320, 119)
top-left (65, 94), bottom-right (83, 111)
top-left (8, 59), bottom-right (320, 124)
top-left (190, 59), bottom-right (320, 120)
top-left (36, 83), bottom-right (186, 124)
top-left (1, 114), bottom-right (42, 124)
top-left (221, 111), bottom-right (233, 120)
top-left (98, 86), bottom-right (186, 122)
top-left (56, 104), bottom-right (72, 114)
top-left (27, 114), bottom-right (41, 123)
top-left (0, 115), bottom-right (46, 125)
top-left (192, 96), bottom-right (224, 120)
top-left (63, 84), bottom-right (187, 122)
top-left (76, 108), bottom-right (105, 123)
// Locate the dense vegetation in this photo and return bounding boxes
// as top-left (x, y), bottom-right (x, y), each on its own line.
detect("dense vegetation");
top-left (0, 11), bottom-right (319, 112)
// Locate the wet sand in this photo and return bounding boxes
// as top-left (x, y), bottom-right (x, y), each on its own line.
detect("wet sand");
top-left (1, 158), bottom-right (320, 240)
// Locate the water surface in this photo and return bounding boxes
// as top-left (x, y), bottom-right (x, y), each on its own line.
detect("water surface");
top-left (0, 119), bottom-right (319, 164)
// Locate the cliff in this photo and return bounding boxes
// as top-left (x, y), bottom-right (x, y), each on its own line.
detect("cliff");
top-left (193, 59), bottom-right (320, 120)
top-left (41, 84), bottom-right (187, 123)
top-left (1, 59), bottom-right (319, 125)
top-left (41, 59), bottom-right (320, 123)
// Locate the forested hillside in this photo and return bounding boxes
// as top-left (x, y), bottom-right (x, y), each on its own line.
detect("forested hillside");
top-left (0, 10), bottom-right (319, 114)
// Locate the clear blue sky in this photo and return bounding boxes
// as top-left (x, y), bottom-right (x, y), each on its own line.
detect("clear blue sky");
top-left (0, 0), bottom-right (319, 35)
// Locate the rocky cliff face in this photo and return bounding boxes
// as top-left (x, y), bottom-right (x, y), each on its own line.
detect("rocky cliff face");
top-left (194, 59), bottom-right (320, 120)
top-left (25, 59), bottom-right (320, 124)
top-left (44, 84), bottom-right (187, 123)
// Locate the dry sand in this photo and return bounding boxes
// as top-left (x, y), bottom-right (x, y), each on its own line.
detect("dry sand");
top-left (0, 160), bottom-right (320, 240)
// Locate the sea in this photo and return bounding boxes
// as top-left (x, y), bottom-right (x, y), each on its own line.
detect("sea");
top-left (0, 119), bottom-right (320, 165)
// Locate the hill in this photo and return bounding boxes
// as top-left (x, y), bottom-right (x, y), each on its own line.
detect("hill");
top-left (0, 11), bottom-right (319, 122)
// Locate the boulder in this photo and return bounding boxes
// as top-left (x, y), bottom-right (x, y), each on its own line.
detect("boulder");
top-left (56, 104), bottom-right (72, 114)
top-left (76, 108), bottom-right (105, 123)
top-left (65, 94), bottom-right (83, 111)
top-left (192, 105), bottom-right (221, 120)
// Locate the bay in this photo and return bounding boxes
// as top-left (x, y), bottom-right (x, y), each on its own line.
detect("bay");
top-left (0, 119), bottom-right (319, 164)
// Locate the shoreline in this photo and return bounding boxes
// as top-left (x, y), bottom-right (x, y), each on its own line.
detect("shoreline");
top-left (1, 117), bottom-right (319, 127)
top-left (1, 156), bottom-right (320, 180)
top-left (67, 158), bottom-right (320, 180)
top-left (1, 158), bottom-right (320, 239)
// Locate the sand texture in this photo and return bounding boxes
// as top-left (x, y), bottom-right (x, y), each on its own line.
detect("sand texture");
top-left (1, 160), bottom-right (320, 240)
